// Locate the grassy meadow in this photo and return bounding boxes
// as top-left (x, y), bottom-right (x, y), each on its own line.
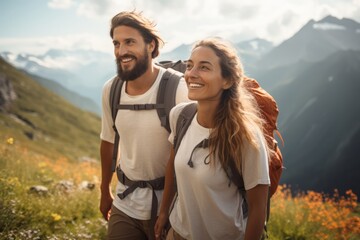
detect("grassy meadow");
top-left (1, 136), bottom-right (359, 240)
top-left (0, 138), bottom-right (107, 240)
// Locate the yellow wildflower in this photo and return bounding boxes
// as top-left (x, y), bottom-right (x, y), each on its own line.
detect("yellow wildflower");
top-left (38, 162), bottom-right (47, 168)
top-left (6, 137), bottom-right (14, 145)
top-left (51, 213), bottom-right (62, 221)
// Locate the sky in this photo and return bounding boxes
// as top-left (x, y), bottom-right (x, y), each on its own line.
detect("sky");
top-left (0, 0), bottom-right (359, 56)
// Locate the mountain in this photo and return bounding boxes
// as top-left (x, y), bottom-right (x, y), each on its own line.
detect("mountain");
top-left (235, 38), bottom-right (273, 68)
top-left (25, 71), bottom-right (101, 114)
top-left (240, 16), bottom-right (360, 196)
top-left (0, 57), bottom-right (101, 160)
top-left (158, 38), bottom-right (274, 73)
top-left (158, 43), bottom-right (193, 61)
top-left (258, 15), bottom-right (360, 70)
top-left (0, 37), bottom-right (273, 112)
top-left (0, 49), bottom-right (116, 110)
top-left (266, 50), bottom-right (360, 195)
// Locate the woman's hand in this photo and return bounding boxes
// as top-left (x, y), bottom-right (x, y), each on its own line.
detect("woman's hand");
top-left (155, 212), bottom-right (169, 240)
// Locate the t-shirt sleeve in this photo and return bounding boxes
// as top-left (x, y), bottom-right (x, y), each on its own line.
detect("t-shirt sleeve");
top-left (100, 76), bottom-right (117, 143)
top-left (242, 127), bottom-right (270, 190)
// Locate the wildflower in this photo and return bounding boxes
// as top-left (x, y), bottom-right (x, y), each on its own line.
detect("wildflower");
top-left (6, 137), bottom-right (14, 145)
top-left (7, 177), bottom-right (20, 187)
top-left (51, 213), bottom-right (62, 221)
top-left (38, 162), bottom-right (47, 168)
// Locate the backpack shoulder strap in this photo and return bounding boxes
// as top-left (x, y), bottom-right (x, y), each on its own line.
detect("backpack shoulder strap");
top-left (226, 160), bottom-right (245, 192)
top-left (156, 68), bottom-right (182, 132)
top-left (225, 159), bottom-right (250, 218)
top-left (170, 102), bottom-right (197, 213)
top-left (109, 76), bottom-right (124, 122)
top-left (173, 103), bottom-right (197, 154)
top-left (109, 76), bottom-right (124, 172)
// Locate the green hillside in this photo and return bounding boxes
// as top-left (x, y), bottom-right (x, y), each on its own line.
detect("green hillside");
top-left (0, 57), bottom-right (101, 162)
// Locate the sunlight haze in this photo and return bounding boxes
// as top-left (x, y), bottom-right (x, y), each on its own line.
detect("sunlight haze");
top-left (0, 0), bottom-right (359, 55)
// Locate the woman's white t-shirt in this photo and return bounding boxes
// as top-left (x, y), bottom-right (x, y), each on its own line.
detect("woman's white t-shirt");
top-left (168, 102), bottom-right (270, 240)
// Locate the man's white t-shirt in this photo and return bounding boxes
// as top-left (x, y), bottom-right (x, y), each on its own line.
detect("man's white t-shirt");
top-left (168, 102), bottom-right (270, 240)
top-left (100, 67), bottom-right (189, 220)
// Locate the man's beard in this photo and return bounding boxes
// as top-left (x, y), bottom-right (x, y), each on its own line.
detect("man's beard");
top-left (116, 48), bottom-right (149, 81)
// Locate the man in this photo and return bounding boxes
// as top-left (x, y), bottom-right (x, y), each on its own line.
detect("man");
top-left (99, 11), bottom-right (189, 240)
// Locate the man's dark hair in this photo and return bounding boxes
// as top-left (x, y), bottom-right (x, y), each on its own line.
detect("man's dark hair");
top-left (110, 11), bottom-right (164, 58)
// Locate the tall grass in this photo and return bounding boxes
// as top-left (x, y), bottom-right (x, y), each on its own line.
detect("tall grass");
top-left (0, 136), bottom-right (359, 239)
top-left (0, 137), bottom-right (107, 240)
top-left (268, 185), bottom-right (360, 239)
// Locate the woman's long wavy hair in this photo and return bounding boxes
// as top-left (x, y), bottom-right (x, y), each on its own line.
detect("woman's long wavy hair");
top-left (193, 38), bottom-right (267, 172)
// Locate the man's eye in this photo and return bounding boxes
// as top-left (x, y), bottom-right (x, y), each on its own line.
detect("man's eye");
top-left (126, 40), bottom-right (134, 45)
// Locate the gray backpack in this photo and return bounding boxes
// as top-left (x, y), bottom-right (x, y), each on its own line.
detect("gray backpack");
top-left (109, 60), bottom-right (186, 172)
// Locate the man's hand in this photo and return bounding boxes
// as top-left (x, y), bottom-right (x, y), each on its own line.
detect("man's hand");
top-left (100, 187), bottom-right (114, 221)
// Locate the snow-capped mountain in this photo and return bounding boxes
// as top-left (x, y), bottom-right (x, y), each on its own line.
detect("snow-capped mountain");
top-left (0, 36), bottom-right (274, 109)
top-left (158, 38), bottom-right (274, 72)
top-left (258, 15), bottom-right (360, 69)
top-left (0, 49), bottom-right (116, 107)
top-left (236, 38), bottom-right (274, 56)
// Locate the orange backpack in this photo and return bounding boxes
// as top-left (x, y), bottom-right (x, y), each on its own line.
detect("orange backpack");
top-left (244, 77), bottom-right (284, 197)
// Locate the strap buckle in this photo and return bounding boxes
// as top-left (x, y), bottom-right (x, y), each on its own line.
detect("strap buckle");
top-left (116, 166), bottom-right (126, 184)
top-left (118, 192), bottom-right (125, 199)
top-left (138, 181), bottom-right (148, 188)
top-left (133, 104), bottom-right (154, 110)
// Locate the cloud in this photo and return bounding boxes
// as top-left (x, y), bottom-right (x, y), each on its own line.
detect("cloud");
top-left (74, 0), bottom-right (138, 19)
top-left (2, 0), bottom-right (359, 56)
top-left (76, 0), bottom-right (115, 19)
top-left (48, 0), bottom-right (74, 9)
top-left (219, 2), bottom-right (258, 19)
top-left (0, 34), bottom-right (112, 55)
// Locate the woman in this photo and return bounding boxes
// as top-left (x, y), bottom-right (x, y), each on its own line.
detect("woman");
top-left (155, 38), bottom-right (270, 240)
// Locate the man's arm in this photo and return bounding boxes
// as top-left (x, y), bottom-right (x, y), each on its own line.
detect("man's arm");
top-left (99, 140), bottom-right (115, 220)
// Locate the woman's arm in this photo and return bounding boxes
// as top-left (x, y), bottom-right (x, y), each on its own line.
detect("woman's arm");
top-left (155, 147), bottom-right (176, 240)
top-left (244, 184), bottom-right (269, 240)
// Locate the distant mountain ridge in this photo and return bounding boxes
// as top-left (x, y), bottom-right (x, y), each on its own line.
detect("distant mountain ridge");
top-left (25, 71), bottom-right (101, 114)
top-left (0, 49), bottom-right (116, 114)
top-left (258, 15), bottom-right (360, 69)
top-left (0, 37), bottom-right (274, 111)
top-left (158, 38), bottom-right (274, 74)
top-left (0, 57), bottom-right (101, 160)
top-left (268, 49), bottom-right (360, 195)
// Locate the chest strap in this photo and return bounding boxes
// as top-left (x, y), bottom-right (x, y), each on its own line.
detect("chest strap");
top-left (116, 103), bottom-right (165, 111)
top-left (116, 167), bottom-right (165, 240)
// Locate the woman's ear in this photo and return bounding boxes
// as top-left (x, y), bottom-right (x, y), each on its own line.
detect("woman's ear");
top-left (223, 79), bottom-right (233, 90)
